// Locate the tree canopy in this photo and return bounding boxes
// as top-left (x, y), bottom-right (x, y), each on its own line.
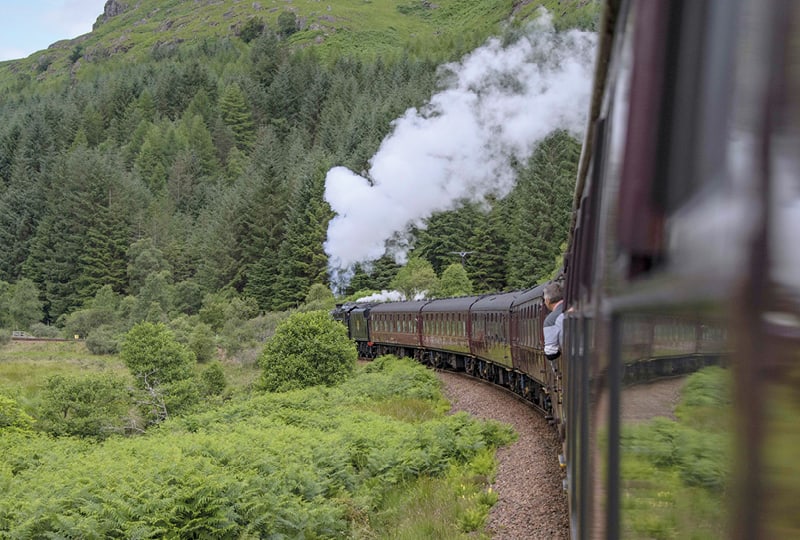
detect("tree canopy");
top-left (0, 10), bottom-right (580, 336)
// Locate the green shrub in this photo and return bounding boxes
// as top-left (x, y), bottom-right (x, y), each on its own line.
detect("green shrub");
top-left (620, 367), bottom-right (732, 538)
top-left (85, 324), bottom-right (121, 355)
top-left (278, 11), bottom-right (298, 37)
top-left (0, 395), bottom-right (34, 434)
top-left (161, 378), bottom-right (202, 417)
top-left (120, 322), bottom-right (195, 388)
top-left (239, 16), bottom-right (265, 42)
top-left (37, 374), bottom-right (131, 439)
top-left (28, 322), bottom-right (61, 338)
top-left (259, 311), bottom-right (357, 392)
top-left (299, 283), bottom-right (336, 312)
top-left (201, 361), bottom-right (227, 396)
top-left (188, 322), bottom-right (216, 363)
top-left (120, 322), bottom-right (197, 424)
top-left (0, 329), bottom-right (9, 346)
top-left (0, 349), bottom-right (521, 537)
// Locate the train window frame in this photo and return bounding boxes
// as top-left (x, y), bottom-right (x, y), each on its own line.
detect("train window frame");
top-left (615, 0), bottom-right (740, 281)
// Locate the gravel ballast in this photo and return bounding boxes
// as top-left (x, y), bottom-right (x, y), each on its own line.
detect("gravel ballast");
top-left (437, 371), bottom-right (569, 539)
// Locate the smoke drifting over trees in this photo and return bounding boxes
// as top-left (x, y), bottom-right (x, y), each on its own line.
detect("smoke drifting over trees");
top-left (324, 14), bottom-right (597, 274)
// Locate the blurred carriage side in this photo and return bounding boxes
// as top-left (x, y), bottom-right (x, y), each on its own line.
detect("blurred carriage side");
top-left (562, 0), bottom-right (800, 537)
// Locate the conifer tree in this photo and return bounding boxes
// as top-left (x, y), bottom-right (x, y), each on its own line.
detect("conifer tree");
top-left (76, 210), bottom-right (130, 299)
top-left (467, 201), bottom-right (509, 293)
top-left (505, 131), bottom-right (579, 288)
top-left (272, 160), bottom-right (333, 311)
top-left (241, 130), bottom-right (295, 309)
top-left (249, 31), bottom-right (283, 88)
top-left (134, 126), bottom-right (169, 193)
top-left (219, 82), bottom-right (255, 150)
top-left (22, 147), bottom-right (140, 321)
top-left (0, 114), bottom-right (56, 282)
top-left (414, 204), bottom-right (480, 276)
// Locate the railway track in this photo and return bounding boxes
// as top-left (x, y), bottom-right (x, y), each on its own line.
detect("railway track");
top-left (10, 336), bottom-right (81, 343)
top-left (436, 369), bottom-right (569, 539)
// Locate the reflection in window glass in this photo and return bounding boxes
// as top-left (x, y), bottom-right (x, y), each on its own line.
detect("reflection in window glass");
top-left (619, 312), bottom-right (732, 538)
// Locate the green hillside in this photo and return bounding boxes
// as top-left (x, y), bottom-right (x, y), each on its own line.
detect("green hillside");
top-left (0, 0), bottom-right (597, 92)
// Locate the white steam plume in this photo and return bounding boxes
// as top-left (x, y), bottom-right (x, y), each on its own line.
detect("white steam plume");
top-left (355, 290), bottom-right (405, 303)
top-left (325, 13), bottom-right (597, 273)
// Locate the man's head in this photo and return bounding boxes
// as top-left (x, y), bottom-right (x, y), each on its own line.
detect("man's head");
top-left (543, 282), bottom-right (563, 311)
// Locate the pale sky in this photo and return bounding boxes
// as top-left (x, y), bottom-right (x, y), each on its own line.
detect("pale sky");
top-left (0, 0), bottom-right (108, 61)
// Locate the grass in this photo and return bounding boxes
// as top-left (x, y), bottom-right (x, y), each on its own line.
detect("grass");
top-left (356, 448), bottom-right (499, 539)
top-left (0, 341), bottom-right (127, 400)
top-left (0, 340), bottom-right (261, 412)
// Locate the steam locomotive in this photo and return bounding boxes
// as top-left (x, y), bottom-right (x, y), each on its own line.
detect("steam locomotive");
top-left (337, 0), bottom-right (800, 537)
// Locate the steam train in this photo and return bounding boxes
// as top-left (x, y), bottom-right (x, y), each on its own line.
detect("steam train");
top-left (337, 0), bottom-right (799, 537)
top-left (333, 285), bottom-right (559, 414)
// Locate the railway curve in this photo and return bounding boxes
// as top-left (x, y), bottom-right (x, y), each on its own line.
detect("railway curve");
top-left (437, 370), bottom-right (569, 539)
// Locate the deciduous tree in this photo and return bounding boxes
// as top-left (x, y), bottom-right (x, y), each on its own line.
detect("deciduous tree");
top-left (433, 263), bottom-right (473, 298)
top-left (259, 311), bottom-right (356, 392)
top-left (390, 257), bottom-right (438, 300)
top-left (7, 278), bottom-right (42, 330)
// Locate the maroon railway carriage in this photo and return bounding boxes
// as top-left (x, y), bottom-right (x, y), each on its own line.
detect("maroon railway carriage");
top-left (419, 296), bottom-right (481, 369)
top-left (468, 290), bottom-right (520, 385)
top-left (508, 284), bottom-right (552, 413)
top-left (368, 300), bottom-right (429, 358)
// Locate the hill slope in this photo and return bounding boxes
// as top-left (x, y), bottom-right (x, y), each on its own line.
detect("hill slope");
top-left (0, 0), bottom-right (597, 92)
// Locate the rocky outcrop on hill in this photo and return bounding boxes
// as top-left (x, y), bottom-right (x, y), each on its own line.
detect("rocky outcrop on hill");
top-left (94, 0), bottom-right (129, 29)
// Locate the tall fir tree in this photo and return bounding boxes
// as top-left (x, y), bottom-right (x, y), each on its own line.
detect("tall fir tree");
top-left (0, 113), bottom-right (57, 282)
top-left (467, 200), bottom-right (509, 293)
top-left (241, 129), bottom-right (295, 308)
top-left (219, 82), bottom-right (255, 151)
top-left (505, 131), bottom-right (579, 288)
top-left (23, 148), bottom-right (139, 321)
top-left (272, 159), bottom-right (333, 311)
top-left (414, 204), bottom-right (481, 276)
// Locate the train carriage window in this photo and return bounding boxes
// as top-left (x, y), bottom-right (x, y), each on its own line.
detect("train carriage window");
top-left (616, 1), bottom-right (738, 279)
